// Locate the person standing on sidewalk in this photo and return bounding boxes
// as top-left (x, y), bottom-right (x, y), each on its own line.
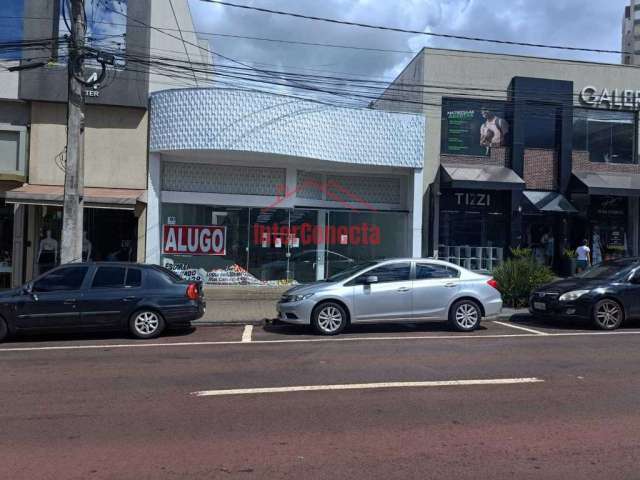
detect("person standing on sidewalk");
top-left (576, 239), bottom-right (591, 273)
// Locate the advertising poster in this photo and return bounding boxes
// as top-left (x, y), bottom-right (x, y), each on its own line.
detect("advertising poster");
top-left (162, 225), bottom-right (226, 256)
top-left (443, 102), bottom-right (510, 156)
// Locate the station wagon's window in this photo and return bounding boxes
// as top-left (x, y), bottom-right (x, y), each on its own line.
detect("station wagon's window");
top-left (91, 267), bottom-right (126, 288)
top-left (359, 262), bottom-right (411, 283)
top-left (33, 266), bottom-right (89, 292)
top-left (416, 264), bottom-right (459, 280)
top-left (125, 268), bottom-right (142, 288)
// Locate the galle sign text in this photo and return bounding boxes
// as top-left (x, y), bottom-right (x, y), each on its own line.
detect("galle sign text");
top-left (579, 86), bottom-right (640, 110)
top-left (163, 225), bottom-right (226, 256)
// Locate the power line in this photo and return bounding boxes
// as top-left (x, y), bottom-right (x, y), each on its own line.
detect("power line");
top-left (200, 0), bottom-right (627, 56)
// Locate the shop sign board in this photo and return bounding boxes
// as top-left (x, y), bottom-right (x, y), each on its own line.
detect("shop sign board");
top-left (442, 101), bottom-right (510, 156)
top-left (162, 225), bottom-right (226, 255)
top-left (579, 86), bottom-right (640, 110)
top-left (440, 190), bottom-right (504, 213)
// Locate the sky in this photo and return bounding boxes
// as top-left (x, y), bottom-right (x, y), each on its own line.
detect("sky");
top-left (187, 0), bottom-right (632, 81)
top-left (0, 0), bottom-right (632, 79)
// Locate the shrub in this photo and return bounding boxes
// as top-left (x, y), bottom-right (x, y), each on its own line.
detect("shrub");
top-left (493, 257), bottom-right (554, 308)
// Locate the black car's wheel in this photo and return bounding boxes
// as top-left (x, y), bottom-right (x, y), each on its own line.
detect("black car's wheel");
top-left (449, 300), bottom-right (481, 332)
top-left (129, 310), bottom-right (165, 339)
top-left (0, 317), bottom-right (7, 343)
top-left (593, 299), bottom-right (624, 330)
top-left (312, 302), bottom-right (348, 336)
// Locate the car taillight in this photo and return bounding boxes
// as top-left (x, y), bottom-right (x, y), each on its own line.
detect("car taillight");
top-left (186, 282), bottom-right (199, 300)
top-left (487, 278), bottom-right (499, 290)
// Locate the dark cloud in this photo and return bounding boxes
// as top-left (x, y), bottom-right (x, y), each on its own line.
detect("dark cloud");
top-left (188, 0), bottom-right (628, 86)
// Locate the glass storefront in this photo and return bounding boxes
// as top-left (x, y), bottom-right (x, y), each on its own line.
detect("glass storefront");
top-left (32, 206), bottom-right (138, 276)
top-left (160, 203), bottom-right (409, 285)
top-left (0, 199), bottom-right (13, 288)
top-left (438, 189), bottom-right (509, 271)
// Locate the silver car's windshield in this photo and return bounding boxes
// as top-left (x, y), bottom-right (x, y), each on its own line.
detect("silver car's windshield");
top-left (325, 261), bottom-right (378, 283)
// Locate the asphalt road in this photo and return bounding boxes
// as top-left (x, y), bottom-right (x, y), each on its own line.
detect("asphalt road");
top-left (2, 317), bottom-right (640, 479)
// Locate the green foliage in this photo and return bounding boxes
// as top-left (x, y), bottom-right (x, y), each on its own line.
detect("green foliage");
top-left (509, 247), bottom-right (533, 259)
top-left (493, 258), bottom-right (555, 308)
top-left (562, 248), bottom-right (577, 259)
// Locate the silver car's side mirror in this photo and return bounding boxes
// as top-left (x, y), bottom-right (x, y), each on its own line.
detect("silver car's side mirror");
top-left (364, 275), bottom-right (379, 284)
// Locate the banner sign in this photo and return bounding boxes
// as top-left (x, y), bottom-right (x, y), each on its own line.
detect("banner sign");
top-left (442, 102), bottom-right (510, 157)
top-left (162, 225), bottom-right (226, 256)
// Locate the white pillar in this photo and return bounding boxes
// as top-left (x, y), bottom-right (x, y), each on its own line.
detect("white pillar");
top-left (315, 210), bottom-right (326, 280)
top-left (145, 152), bottom-right (161, 264)
top-left (409, 168), bottom-right (423, 258)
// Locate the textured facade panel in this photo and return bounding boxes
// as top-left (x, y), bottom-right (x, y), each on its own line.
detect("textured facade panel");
top-left (150, 89), bottom-right (424, 168)
top-left (327, 174), bottom-right (403, 206)
top-left (523, 149), bottom-right (558, 191)
top-left (162, 161), bottom-right (286, 196)
top-left (572, 150), bottom-right (640, 174)
top-left (296, 171), bottom-right (323, 200)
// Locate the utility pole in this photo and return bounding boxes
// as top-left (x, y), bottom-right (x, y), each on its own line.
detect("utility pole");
top-left (61, 0), bottom-right (86, 264)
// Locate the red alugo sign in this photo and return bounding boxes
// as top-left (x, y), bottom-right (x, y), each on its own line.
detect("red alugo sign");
top-left (162, 225), bottom-right (226, 256)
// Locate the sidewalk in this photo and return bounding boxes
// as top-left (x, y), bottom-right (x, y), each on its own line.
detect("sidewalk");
top-left (195, 287), bottom-right (528, 325)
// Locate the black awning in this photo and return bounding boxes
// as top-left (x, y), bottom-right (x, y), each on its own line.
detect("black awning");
top-left (522, 190), bottom-right (578, 213)
top-left (573, 171), bottom-right (640, 197)
top-left (441, 165), bottom-right (525, 191)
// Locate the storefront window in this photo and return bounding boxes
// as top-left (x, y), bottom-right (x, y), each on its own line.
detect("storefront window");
top-left (35, 206), bottom-right (62, 276)
top-left (0, 200), bottom-right (13, 288)
top-left (160, 203), bottom-right (409, 285)
top-left (438, 190), bottom-right (508, 270)
top-left (573, 109), bottom-right (635, 164)
top-left (588, 197), bottom-right (629, 262)
top-left (441, 99), bottom-right (510, 156)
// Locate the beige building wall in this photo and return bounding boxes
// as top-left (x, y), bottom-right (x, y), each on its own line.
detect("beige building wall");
top-left (28, 102), bottom-right (148, 189)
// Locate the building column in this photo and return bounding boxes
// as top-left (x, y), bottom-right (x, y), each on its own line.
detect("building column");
top-left (11, 203), bottom-right (25, 287)
top-left (409, 168), bottom-right (423, 257)
top-left (145, 152), bottom-right (161, 264)
top-left (315, 210), bottom-right (326, 281)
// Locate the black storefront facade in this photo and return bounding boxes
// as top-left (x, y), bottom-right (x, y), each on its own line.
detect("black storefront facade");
top-left (435, 76), bottom-right (640, 272)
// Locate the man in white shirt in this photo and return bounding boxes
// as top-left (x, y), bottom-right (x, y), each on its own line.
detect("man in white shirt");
top-left (576, 239), bottom-right (591, 273)
top-left (480, 109), bottom-right (509, 152)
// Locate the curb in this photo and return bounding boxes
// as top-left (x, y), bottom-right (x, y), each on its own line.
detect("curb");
top-left (192, 318), bottom-right (268, 327)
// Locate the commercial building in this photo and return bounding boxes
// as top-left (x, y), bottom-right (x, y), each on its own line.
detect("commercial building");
top-left (622, 0), bottom-right (640, 65)
top-left (146, 88), bottom-right (424, 285)
top-left (376, 48), bottom-right (640, 272)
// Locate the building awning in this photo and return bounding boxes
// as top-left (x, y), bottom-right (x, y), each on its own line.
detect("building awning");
top-left (573, 171), bottom-right (640, 196)
top-left (522, 190), bottom-right (578, 213)
top-left (441, 165), bottom-right (525, 190)
top-left (4, 184), bottom-right (146, 210)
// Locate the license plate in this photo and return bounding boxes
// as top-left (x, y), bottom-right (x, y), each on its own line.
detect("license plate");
top-left (533, 302), bottom-right (546, 311)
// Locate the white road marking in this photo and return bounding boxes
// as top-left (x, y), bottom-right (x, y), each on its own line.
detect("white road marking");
top-left (492, 320), bottom-right (550, 335)
top-left (191, 377), bottom-right (544, 397)
top-left (3, 330), bottom-right (640, 353)
top-left (241, 325), bottom-right (253, 343)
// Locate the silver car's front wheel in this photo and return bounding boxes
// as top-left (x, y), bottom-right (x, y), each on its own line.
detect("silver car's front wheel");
top-left (312, 302), bottom-right (348, 335)
top-left (130, 310), bottom-right (165, 339)
top-left (449, 300), bottom-right (481, 332)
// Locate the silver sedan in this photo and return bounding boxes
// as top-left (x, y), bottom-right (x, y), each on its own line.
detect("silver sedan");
top-left (276, 258), bottom-right (503, 335)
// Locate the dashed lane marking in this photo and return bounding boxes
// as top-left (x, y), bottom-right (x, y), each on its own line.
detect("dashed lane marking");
top-left (191, 377), bottom-right (545, 397)
top-left (492, 320), bottom-right (550, 335)
top-left (241, 325), bottom-right (253, 343)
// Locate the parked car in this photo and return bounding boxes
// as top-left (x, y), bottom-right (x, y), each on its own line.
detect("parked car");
top-left (276, 258), bottom-right (502, 335)
top-left (530, 257), bottom-right (640, 330)
top-left (0, 262), bottom-right (205, 342)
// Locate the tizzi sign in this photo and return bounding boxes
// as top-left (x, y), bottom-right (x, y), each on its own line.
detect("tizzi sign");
top-left (163, 225), bottom-right (226, 255)
top-left (579, 86), bottom-right (640, 109)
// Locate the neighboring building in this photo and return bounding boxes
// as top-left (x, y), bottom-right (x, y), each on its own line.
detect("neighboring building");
top-left (146, 88), bottom-right (424, 285)
top-left (376, 48), bottom-right (640, 272)
top-left (0, 0), bottom-right (207, 287)
top-left (622, 1), bottom-right (639, 65)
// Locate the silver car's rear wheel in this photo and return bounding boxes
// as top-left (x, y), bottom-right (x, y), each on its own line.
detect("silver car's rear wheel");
top-left (449, 300), bottom-right (481, 332)
top-left (130, 310), bottom-right (165, 339)
top-left (593, 299), bottom-right (623, 330)
top-left (312, 302), bottom-right (348, 335)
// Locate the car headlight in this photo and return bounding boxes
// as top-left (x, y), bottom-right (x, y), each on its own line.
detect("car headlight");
top-left (289, 293), bottom-right (314, 302)
top-left (559, 290), bottom-right (590, 302)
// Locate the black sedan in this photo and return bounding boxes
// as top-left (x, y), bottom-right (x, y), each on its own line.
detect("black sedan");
top-left (530, 258), bottom-right (640, 330)
top-left (0, 262), bottom-right (205, 342)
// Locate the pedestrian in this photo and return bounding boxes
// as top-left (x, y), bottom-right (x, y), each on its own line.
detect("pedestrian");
top-left (576, 239), bottom-right (591, 273)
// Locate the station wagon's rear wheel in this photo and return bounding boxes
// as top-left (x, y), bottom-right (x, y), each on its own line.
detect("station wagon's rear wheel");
top-left (593, 299), bottom-right (623, 330)
top-left (312, 302), bottom-right (347, 336)
top-left (130, 310), bottom-right (165, 339)
top-left (449, 300), bottom-right (481, 332)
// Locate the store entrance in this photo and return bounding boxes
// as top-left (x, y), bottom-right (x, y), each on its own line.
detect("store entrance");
top-left (522, 214), bottom-right (568, 271)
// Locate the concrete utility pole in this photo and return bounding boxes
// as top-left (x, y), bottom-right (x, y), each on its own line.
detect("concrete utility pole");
top-left (61, 0), bottom-right (86, 264)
